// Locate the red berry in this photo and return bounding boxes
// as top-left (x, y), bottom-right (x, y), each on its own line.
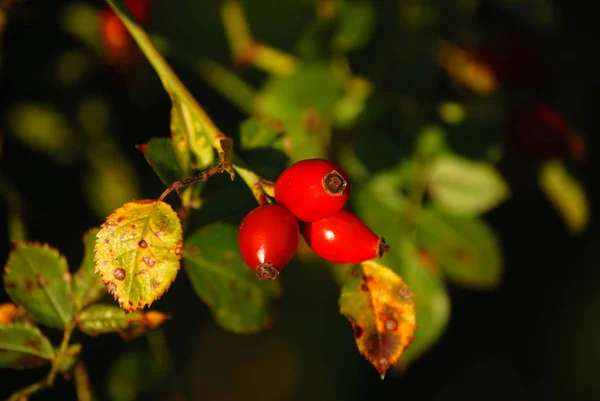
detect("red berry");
top-left (274, 159), bottom-right (351, 222)
top-left (238, 205), bottom-right (300, 280)
top-left (302, 210), bottom-right (389, 264)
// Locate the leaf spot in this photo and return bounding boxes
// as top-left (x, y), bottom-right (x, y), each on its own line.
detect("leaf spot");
top-left (142, 256), bottom-right (156, 267)
top-left (360, 282), bottom-right (369, 292)
top-left (385, 319), bottom-right (398, 332)
top-left (117, 216), bottom-right (125, 223)
top-left (114, 268), bottom-right (126, 281)
top-left (138, 239), bottom-right (148, 248)
top-left (353, 324), bottom-right (364, 339)
top-left (106, 282), bottom-right (117, 294)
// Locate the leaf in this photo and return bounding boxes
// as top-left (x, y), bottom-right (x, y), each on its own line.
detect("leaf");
top-left (539, 160), bottom-right (589, 234)
top-left (428, 155), bottom-right (510, 215)
top-left (0, 323), bottom-right (55, 370)
top-left (58, 343), bottom-right (82, 373)
top-left (395, 248), bottom-right (450, 368)
top-left (240, 117), bottom-right (283, 150)
top-left (75, 304), bottom-right (169, 340)
top-left (94, 200), bottom-right (183, 312)
top-left (339, 261), bottom-right (417, 379)
top-left (3, 243), bottom-right (76, 329)
top-left (106, 0), bottom-right (224, 174)
top-left (183, 223), bottom-right (281, 333)
top-left (136, 138), bottom-right (183, 186)
top-left (334, 2), bottom-right (376, 53)
top-left (106, 349), bottom-right (163, 401)
top-left (416, 207), bottom-right (503, 288)
top-left (0, 303), bottom-right (26, 325)
top-left (73, 228), bottom-right (106, 310)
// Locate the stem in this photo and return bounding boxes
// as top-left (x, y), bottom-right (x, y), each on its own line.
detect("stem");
top-left (159, 162), bottom-right (225, 201)
top-left (74, 362), bottom-right (92, 401)
top-left (46, 320), bottom-right (76, 386)
top-left (7, 379), bottom-right (47, 401)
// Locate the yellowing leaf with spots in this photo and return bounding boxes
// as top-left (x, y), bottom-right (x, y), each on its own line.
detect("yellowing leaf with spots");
top-left (339, 260), bottom-right (416, 379)
top-left (95, 200), bottom-right (183, 312)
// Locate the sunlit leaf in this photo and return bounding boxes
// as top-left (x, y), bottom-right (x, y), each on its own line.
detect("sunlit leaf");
top-left (539, 160), bottom-right (589, 234)
top-left (3, 243), bottom-right (75, 329)
top-left (76, 304), bottom-right (169, 340)
top-left (95, 200), bottom-right (183, 312)
top-left (339, 260), bottom-right (417, 379)
top-left (0, 323), bottom-right (55, 370)
top-left (106, 349), bottom-right (163, 401)
top-left (136, 137), bottom-right (184, 186)
top-left (73, 228), bottom-right (106, 311)
top-left (428, 155), bottom-right (510, 215)
top-left (106, 0), bottom-right (224, 174)
top-left (416, 206), bottom-right (503, 288)
top-left (334, 2), bottom-right (375, 53)
top-left (183, 223), bottom-right (281, 333)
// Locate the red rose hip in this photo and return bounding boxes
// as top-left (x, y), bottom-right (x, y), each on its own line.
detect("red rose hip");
top-left (274, 158), bottom-right (351, 222)
top-left (302, 210), bottom-right (390, 264)
top-left (238, 205), bottom-right (300, 280)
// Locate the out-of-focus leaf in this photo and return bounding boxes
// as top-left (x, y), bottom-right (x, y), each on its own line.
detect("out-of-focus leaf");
top-left (395, 248), bottom-right (450, 368)
top-left (0, 323), bottom-right (55, 370)
top-left (60, 3), bottom-right (103, 55)
top-left (334, 2), bottom-right (375, 53)
top-left (136, 138), bottom-right (184, 186)
top-left (106, 0), bottom-right (224, 175)
top-left (106, 349), bottom-right (163, 401)
top-left (73, 228), bottom-right (106, 310)
top-left (58, 343), bottom-right (82, 373)
top-left (5, 102), bottom-right (78, 164)
top-left (539, 160), bottom-right (589, 234)
top-left (75, 304), bottom-right (169, 339)
top-left (183, 223), bottom-right (281, 333)
top-left (95, 200), bottom-right (183, 312)
top-left (199, 60), bottom-right (256, 115)
top-left (255, 62), bottom-right (344, 160)
top-left (428, 155), bottom-right (510, 215)
top-left (333, 76), bottom-right (373, 128)
top-left (339, 261), bottom-right (416, 379)
top-left (3, 243), bottom-right (75, 329)
top-left (240, 117), bottom-right (283, 150)
top-left (416, 206), bottom-right (503, 288)
top-left (85, 146), bottom-right (141, 218)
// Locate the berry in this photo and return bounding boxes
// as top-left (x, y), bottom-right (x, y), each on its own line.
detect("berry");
top-left (238, 205), bottom-right (300, 280)
top-left (302, 210), bottom-right (390, 264)
top-left (274, 159), bottom-right (351, 222)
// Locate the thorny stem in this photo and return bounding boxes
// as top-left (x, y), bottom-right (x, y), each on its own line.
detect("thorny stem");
top-left (74, 362), bottom-right (92, 401)
top-left (159, 161), bottom-right (225, 201)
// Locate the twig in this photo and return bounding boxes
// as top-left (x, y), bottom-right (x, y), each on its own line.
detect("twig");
top-left (74, 362), bottom-right (92, 401)
top-left (158, 162), bottom-right (225, 201)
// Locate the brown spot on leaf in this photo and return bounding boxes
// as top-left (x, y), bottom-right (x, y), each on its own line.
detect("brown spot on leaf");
top-left (398, 286), bottom-right (413, 301)
top-left (384, 319), bottom-right (398, 332)
top-left (360, 282), bottom-right (369, 292)
top-left (114, 268), bottom-right (126, 281)
top-left (365, 275), bottom-right (375, 283)
top-left (353, 324), bottom-right (364, 339)
top-left (142, 256), bottom-right (156, 267)
top-left (5, 282), bottom-right (16, 289)
top-left (174, 243), bottom-right (182, 257)
top-left (137, 269), bottom-right (148, 276)
top-left (37, 276), bottom-right (49, 289)
top-left (117, 216), bottom-right (125, 223)
top-left (130, 224), bottom-right (136, 229)
top-left (351, 267), bottom-right (360, 278)
top-left (104, 238), bottom-right (109, 244)
top-left (24, 279), bottom-right (34, 291)
top-left (106, 282), bottom-right (117, 294)
top-left (151, 280), bottom-right (160, 289)
top-left (138, 239), bottom-right (148, 248)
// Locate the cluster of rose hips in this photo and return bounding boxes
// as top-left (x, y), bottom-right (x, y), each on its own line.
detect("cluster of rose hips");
top-left (238, 159), bottom-right (390, 280)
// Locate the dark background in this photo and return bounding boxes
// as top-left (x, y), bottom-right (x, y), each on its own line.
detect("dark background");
top-left (1, 0), bottom-right (599, 400)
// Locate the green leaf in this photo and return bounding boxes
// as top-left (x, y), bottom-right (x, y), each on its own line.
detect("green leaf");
top-left (73, 228), bottom-right (106, 311)
top-left (0, 323), bottom-right (55, 370)
top-left (334, 2), bottom-right (376, 53)
top-left (3, 243), bottom-right (76, 329)
top-left (339, 261), bottom-right (416, 379)
top-left (416, 207), bottom-right (503, 289)
top-left (240, 117), bottom-right (283, 150)
top-left (183, 223), bottom-right (281, 333)
top-left (94, 200), bottom-right (183, 312)
top-left (539, 160), bottom-right (589, 234)
top-left (255, 62), bottom-right (345, 161)
top-left (58, 343), bottom-right (82, 373)
top-left (395, 248), bottom-right (450, 368)
top-left (75, 304), bottom-right (169, 339)
top-left (136, 138), bottom-right (183, 186)
top-left (106, 0), bottom-right (223, 173)
top-left (428, 155), bottom-right (510, 215)
top-left (106, 349), bottom-right (163, 401)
